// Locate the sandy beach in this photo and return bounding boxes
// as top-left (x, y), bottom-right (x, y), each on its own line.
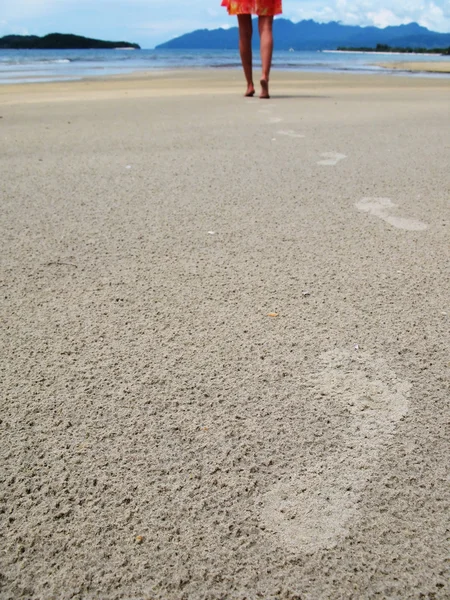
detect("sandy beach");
top-left (377, 60), bottom-right (450, 73)
top-left (1, 70), bottom-right (449, 599)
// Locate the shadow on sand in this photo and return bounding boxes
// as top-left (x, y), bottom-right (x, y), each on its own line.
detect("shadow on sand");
top-left (268, 94), bottom-right (332, 100)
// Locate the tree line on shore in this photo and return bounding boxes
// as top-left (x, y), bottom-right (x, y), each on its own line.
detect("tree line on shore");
top-left (337, 43), bottom-right (450, 55)
top-left (0, 33), bottom-right (140, 50)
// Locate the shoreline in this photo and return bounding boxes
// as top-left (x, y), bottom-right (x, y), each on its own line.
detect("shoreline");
top-left (0, 61), bottom-right (449, 93)
top-left (1, 54), bottom-right (450, 86)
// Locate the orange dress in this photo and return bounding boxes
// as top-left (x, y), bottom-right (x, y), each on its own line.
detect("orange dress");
top-left (221, 0), bottom-right (282, 16)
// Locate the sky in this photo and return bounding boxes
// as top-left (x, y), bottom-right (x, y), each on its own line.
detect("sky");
top-left (0, 0), bottom-right (449, 48)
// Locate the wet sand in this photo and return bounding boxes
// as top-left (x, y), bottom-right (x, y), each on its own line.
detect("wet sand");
top-left (1, 70), bottom-right (449, 599)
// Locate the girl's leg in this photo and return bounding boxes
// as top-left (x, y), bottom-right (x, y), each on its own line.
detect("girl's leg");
top-left (237, 14), bottom-right (255, 96)
top-left (258, 16), bottom-right (274, 98)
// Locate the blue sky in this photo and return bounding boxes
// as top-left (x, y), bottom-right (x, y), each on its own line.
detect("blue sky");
top-left (0, 0), bottom-right (449, 47)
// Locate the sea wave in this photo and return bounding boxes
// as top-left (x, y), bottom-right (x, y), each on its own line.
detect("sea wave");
top-left (0, 58), bottom-right (72, 65)
top-left (210, 62), bottom-right (242, 68)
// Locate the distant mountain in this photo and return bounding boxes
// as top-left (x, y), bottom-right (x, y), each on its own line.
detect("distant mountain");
top-left (156, 19), bottom-right (450, 51)
top-left (0, 33), bottom-right (140, 50)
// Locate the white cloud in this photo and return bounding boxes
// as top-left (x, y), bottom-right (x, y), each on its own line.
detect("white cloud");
top-left (282, 0), bottom-right (450, 32)
top-left (366, 9), bottom-right (411, 28)
top-left (420, 2), bottom-right (449, 31)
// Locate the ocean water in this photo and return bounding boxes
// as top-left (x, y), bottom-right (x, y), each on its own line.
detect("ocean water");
top-left (0, 48), bottom-right (449, 84)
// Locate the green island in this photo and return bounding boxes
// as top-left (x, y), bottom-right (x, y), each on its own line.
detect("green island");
top-left (0, 33), bottom-right (140, 50)
top-left (337, 43), bottom-right (450, 55)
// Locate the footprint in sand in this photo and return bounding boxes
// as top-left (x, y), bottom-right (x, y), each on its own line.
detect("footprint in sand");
top-left (317, 152), bottom-right (347, 166)
top-left (277, 130), bottom-right (305, 139)
top-left (260, 349), bottom-right (411, 554)
top-left (355, 197), bottom-right (428, 231)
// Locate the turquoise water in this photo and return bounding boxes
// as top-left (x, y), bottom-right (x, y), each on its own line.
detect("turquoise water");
top-left (0, 48), bottom-right (449, 83)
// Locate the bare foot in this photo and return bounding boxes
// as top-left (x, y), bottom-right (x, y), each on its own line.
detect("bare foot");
top-left (260, 78), bottom-right (270, 99)
top-left (245, 83), bottom-right (255, 97)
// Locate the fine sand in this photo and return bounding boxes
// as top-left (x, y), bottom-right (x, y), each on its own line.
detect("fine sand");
top-left (1, 70), bottom-right (449, 600)
top-left (377, 60), bottom-right (450, 73)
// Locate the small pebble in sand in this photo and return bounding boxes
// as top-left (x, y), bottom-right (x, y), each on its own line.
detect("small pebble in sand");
top-left (135, 536), bottom-right (144, 544)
